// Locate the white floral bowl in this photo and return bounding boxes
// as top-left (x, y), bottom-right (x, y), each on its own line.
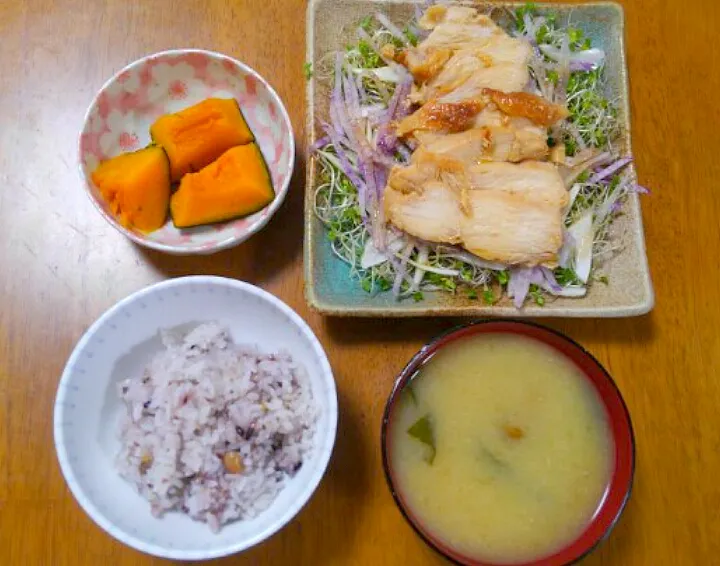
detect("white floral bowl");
top-left (79, 49), bottom-right (295, 254)
top-left (54, 276), bottom-right (338, 560)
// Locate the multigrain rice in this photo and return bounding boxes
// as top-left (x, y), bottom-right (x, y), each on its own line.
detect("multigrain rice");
top-left (116, 322), bottom-right (318, 532)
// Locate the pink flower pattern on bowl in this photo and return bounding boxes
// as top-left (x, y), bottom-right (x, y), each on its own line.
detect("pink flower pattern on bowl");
top-left (79, 49), bottom-right (295, 254)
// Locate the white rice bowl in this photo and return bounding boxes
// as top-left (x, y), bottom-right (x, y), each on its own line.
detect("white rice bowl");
top-left (54, 277), bottom-right (337, 560)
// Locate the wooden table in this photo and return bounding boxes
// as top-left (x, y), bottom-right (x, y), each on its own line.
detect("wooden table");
top-left (1, 0), bottom-right (719, 564)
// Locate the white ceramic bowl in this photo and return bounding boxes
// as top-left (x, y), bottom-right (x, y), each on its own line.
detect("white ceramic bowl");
top-left (54, 277), bottom-right (337, 560)
top-left (79, 49), bottom-right (295, 254)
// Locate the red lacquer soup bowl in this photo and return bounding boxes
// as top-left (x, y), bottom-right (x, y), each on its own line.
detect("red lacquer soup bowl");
top-left (381, 320), bottom-right (635, 566)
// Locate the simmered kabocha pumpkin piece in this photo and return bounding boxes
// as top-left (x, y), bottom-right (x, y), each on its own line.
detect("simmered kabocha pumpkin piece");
top-left (150, 98), bottom-right (254, 181)
top-left (170, 143), bottom-right (274, 228)
top-left (91, 146), bottom-right (171, 232)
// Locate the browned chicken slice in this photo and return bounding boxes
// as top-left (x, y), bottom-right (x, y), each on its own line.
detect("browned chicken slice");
top-left (388, 148), bottom-right (466, 195)
top-left (414, 129), bottom-right (493, 161)
top-left (389, 133), bottom-right (552, 211)
top-left (398, 6), bottom-right (502, 84)
top-left (418, 6), bottom-right (505, 49)
top-left (419, 5), bottom-right (492, 30)
top-left (483, 89), bottom-right (570, 127)
top-left (398, 4), bottom-right (531, 102)
top-left (384, 160), bottom-right (567, 266)
top-left (462, 162), bottom-right (567, 264)
top-left (471, 106), bottom-right (550, 155)
top-left (415, 125), bottom-right (548, 163)
top-left (462, 190), bottom-right (565, 265)
top-left (487, 127), bottom-right (549, 162)
top-left (397, 90), bottom-right (567, 138)
top-left (396, 99), bottom-right (486, 137)
top-left (383, 180), bottom-right (464, 245)
top-left (403, 48), bottom-right (453, 84)
top-left (411, 37), bottom-right (532, 104)
top-left (388, 145), bottom-right (475, 213)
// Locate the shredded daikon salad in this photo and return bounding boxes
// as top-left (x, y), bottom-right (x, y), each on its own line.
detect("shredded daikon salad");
top-left (310, 3), bottom-right (648, 307)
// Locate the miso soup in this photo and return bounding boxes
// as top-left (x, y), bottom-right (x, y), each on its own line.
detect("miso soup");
top-left (388, 333), bottom-right (612, 564)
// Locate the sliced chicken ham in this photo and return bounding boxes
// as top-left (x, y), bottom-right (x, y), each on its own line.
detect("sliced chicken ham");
top-left (397, 5), bottom-right (532, 104)
top-left (410, 38), bottom-right (532, 105)
top-left (384, 160), bottom-right (568, 266)
top-left (379, 4), bottom-right (572, 268)
top-left (414, 125), bottom-right (548, 164)
top-left (384, 180), bottom-right (464, 245)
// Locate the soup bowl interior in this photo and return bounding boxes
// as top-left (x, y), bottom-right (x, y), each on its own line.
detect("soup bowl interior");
top-left (381, 320), bottom-right (635, 566)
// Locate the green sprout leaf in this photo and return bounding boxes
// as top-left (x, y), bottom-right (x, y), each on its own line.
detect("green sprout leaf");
top-left (568, 27), bottom-right (583, 44)
top-left (403, 25), bottom-right (419, 46)
top-left (536, 24), bottom-right (550, 44)
top-left (378, 277), bottom-right (392, 292)
top-left (427, 272), bottom-right (457, 293)
top-left (303, 62), bottom-right (313, 80)
top-left (515, 3), bottom-right (537, 32)
top-left (360, 277), bottom-right (372, 293)
top-left (554, 267), bottom-right (581, 286)
top-left (357, 40), bottom-right (381, 68)
top-left (576, 170), bottom-right (591, 183)
top-left (360, 15), bottom-right (373, 33)
top-left (529, 284), bottom-right (546, 306)
top-left (460, 264), bottom-right (473, 282)
top-left (564, 134), bottom-right (578, 157)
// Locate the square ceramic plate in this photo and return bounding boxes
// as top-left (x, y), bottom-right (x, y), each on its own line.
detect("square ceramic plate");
top-left (304, 0), bottom-right (654, 317)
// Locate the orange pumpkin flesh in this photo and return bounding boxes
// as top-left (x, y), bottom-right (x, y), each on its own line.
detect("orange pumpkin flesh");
top-left (170, 143), bottom-right (274, 228)
top-left (91, 146), bottom-right (171, 232)
top-left (150, 98), bottom-right (254, 182)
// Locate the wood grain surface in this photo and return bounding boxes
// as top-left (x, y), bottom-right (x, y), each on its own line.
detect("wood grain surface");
top-left (1, 0), bottom-right (718, 564)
